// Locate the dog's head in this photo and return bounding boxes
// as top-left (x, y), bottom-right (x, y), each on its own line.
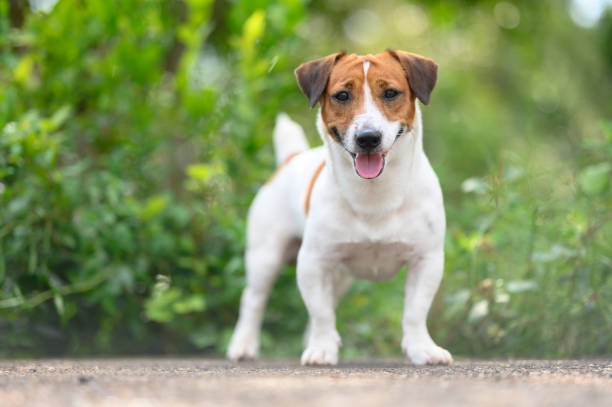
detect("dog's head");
top-left (295, 50), bottom-right (437, 179)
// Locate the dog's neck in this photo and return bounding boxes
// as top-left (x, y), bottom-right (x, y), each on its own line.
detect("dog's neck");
top-left (317, 105), bottom-right (427, 217)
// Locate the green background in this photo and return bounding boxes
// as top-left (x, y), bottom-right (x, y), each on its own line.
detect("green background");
top-left (1, 0), bottom-right (611, 359)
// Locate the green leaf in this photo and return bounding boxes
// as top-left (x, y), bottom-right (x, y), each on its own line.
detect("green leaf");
top-left (445, 289), bottom-right (471, 305)
top-left (13, 55), bottom-right (34, 85)
top-left (601, 120), bottom-right (612, 141)
top-left (532, 244), bottom-right (577, 263)
top-left (141, 195), bottom-right (168, 220)
top-left (144, 287), bottom-right (182, 323)
top-left (49, 105), bottom-right (72, 130)
top-left (494, 291), bottom-right (510, 304)
top-left (240, 9), bottom-right (266, 60)
top-left (190, 325), bottom-right (217, 348)
top-left (53, 294), bottom-right (65, 317)
top-left (468, 300), bottom-right (489, 323)
top-left (503, 166), bottom-right (524, 183)
top-left (173, 295), bottom-right (206, 314)
top-left (145, 289), bottom-right (205, 322)
top-left (579, 163), bottom-right (611, 195)
top-left (506, 280), bottom-right (538, 293)
top-left (185, 163), bottom-right (225, 192)
top-left (461, 177), bottom-right (487, 194)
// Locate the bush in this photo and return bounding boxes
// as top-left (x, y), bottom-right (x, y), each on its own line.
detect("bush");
top-left (0, 0), bottom-right (308, 356)
top-left (1, 0), bottom-right (610, 358)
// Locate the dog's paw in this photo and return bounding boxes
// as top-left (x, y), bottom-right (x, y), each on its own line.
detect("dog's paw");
top-left (300, 344), bottom-right (339, 366)
top-left (402, 338), bottom-right (453, 365)
top-left (227, 331), bottom-right (259, 362)
top-left (301, 333), bottom-right (341, 366)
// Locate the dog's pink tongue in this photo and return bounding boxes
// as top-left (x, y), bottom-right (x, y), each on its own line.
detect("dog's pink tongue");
top-left (355, 153), bottom-right (383, 179)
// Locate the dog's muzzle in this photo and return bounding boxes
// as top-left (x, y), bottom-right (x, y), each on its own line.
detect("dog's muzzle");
top-left (353, 129), bottom-right (384, 179)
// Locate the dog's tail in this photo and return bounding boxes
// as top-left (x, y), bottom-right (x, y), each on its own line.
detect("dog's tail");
top-left (273, 113), bottom-right (309, 166)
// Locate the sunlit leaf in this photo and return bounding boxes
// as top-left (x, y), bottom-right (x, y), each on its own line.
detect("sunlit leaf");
top-left (141, 195), bottom-right (168, 220)
top-left (461, 177), bottom-right (487, 194)
top-left (579, 163), bottom-right (611, 195)
top-left (173, 295), bottom-right (206, 314)
top-left (506, 280), bottom-right (538, 293)
top-left (240, 9), bottom-right (266, 60)
top-left (49, 105), bottom-right (72, 129)
top-left (53, 294), bottom-right (65, 317)
top-left (503, 166), bottom-right (524, 183)
top-left (532, 244), bottom-right (577, 263)
top-left (445, 289), bottom-right (471, 305)
top-left (144, 287), bottom-right (182, 323)
top-left (468, 300), bottom-right (489, 323)
top-left (494, 291), bottom-right (510, 304)
top-left (13, 55), bottom-right (34, 85)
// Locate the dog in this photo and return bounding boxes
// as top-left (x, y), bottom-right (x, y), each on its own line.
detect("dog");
top-left (227, 50), bottom-right (452, 365)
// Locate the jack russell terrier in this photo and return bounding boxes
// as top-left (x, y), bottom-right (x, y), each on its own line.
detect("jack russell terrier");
top-left (227, 50), bottom-right (452, 365)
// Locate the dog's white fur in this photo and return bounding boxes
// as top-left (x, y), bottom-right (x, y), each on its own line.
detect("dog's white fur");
top-left (227, 59), bottom-right (451, 366)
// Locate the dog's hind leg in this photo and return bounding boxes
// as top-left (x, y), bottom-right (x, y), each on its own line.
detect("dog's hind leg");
top-left (227, 233), bottom-right (289, 361)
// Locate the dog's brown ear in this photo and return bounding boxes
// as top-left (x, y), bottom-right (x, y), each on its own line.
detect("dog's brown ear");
top-left (388, 50), bottom-right (438, 105)
top-left (295, 52), bottom-right (346, 108)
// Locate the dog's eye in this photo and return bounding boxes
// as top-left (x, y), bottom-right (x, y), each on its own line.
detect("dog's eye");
top-left (333, 91), bottom-right (350, 103)
top-left (383, 89), bottom-right (400, 100)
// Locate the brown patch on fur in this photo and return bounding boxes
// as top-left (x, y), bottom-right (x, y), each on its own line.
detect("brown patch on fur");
top-left (320, 54), bottom-right (366, 143)
top-left (386, 50), bottom-right (438, 106)
top-left (303, 161), bottom-right (326, 215)
top-left (367, 52), bottom-right (417, 126)
top-left (265, 152), bottom-right (300, 185)
top-left (295, 52), bottom-right (346, 108)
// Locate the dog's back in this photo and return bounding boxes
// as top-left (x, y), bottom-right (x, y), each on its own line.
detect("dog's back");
top-left (248, 116), bottom-right (327, 245)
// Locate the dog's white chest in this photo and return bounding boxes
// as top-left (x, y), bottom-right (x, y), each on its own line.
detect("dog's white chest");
top-left (334, 241), bottom-right (412, 281)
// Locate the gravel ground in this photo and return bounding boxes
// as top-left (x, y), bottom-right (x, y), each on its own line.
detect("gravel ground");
top-left (1, 358), bottom-right (611, 407)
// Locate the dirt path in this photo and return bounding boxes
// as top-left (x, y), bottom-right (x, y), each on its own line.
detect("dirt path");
top-left (1, 358), bottom-right (611, 406)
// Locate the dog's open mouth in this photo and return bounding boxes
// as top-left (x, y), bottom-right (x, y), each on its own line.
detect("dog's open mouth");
top-left (354, 152), bottom-right (386, 179)
top-left (349, 125), bottom-right (406, 179)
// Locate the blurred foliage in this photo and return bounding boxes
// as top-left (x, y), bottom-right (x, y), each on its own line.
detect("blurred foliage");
top-left (0, 0), bottom-right (611, 359)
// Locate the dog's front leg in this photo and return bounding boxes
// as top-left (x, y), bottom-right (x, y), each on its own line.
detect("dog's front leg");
top-left (402, 249), bottom-right (453, 365)
top-left (297, 249), bottom-right (341, 365)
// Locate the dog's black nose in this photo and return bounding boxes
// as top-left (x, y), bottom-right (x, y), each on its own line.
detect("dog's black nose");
top-left (356, 129), bottom-right (382, 150)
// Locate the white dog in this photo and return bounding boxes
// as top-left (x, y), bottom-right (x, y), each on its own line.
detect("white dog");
top-left (227, 50), bottom-right (452, 366)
